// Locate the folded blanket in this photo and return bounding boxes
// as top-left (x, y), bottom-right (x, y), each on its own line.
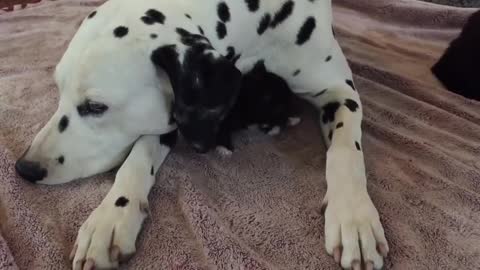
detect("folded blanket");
top-left (0, 0), bottom-right (479, 269)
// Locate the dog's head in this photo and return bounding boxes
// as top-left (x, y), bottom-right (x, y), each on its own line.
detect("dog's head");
top-left (16, 36), bottom-right (175, 184)
top-left (152, 41), bottom-right (242, 153)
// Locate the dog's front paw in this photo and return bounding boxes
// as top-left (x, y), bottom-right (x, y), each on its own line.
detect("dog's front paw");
top-left (70, 195), bottom-right (149, 270)
top-left (322, 190), bottom-right (389, 270)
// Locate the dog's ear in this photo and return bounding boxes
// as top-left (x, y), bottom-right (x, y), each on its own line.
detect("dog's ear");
top-left (151, 45), bottom-right (242, 105)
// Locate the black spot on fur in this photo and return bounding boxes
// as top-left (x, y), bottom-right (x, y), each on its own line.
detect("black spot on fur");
top-left (346, 79), bottom-right (356, 90)
top-left (141, 16), bottom-right (154, 25)
top-left (325, 55), bottom-right (332, 62)
top-left (232, 54), bottom-right (242, 64)
top-left (322, 102), bottom-right (340, 124)
top-left (176, 28), bottom-right (197, 40)
top-left (185, 13), bottom-right (192, 19)
top-left (345, 99), bottom-right (359, 112)
top-left (313, 89), bottom-right (327, 97)
top-left (293, 69), bottom-right (301, 76)
top-left (58, 115), bottom-right (69, 133)
top-left (296, 17), bottom-right (316, 45)
top-left (245, 0), bottom-right (260, 12)
top-left (150, 166), bottom-right (154, 175)
top-left (113, 26), bottom-right (128, 38)
top-left (147, 9), bottom-right (166, 24)
top-left (57, 156), bottom-right (64, 165)
top-left (150, 33), bottom-right (158, 39)
top-left (328, 130), bottom-right (333, 141)
top-left (336, 122), bottom-right (344, 129)
top-left (217, 2), bottom-right (230, 23)
top-left (88, 11), bottom-right (96, 19)
top-left (226, 46), bottom-right (236, 60)
top-left (258, 13), bottom-right (271, 35)
top-left (355, 141), bottom-right (361, 151)
top-left (271, 1), bottom-right (294, 28)
top-left (141, 9), bottom-right (165, 25)
top-left (198, 26), bottom-right (205, 35)
top-left (160, 130), bottom-right (178, 148)
top-left (216, 22), bottom-right (227, 39)
top-left (332, 26), bottom-right (336, 37)
top-left (115, 196), bottom-right (129, 207)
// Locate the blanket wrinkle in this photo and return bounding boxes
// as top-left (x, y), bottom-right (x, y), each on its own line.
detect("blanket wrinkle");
top-left (1, 0), bottom-right (480, 269)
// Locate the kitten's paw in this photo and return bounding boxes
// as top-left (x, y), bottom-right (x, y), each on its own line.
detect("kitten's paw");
top-left (267, 126), bottom-right (281, 136)
top-left (216, 146), bottom-right (233, 157)
top-left (288, 117), bottom-right (301, 127)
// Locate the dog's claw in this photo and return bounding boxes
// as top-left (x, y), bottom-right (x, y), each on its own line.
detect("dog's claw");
top-left (365, 261), bottom-right (375, 270)
top-left (119, 252), bottom-right (134, 263)
top-left (69, 244), bottom-right (78, 261)
top-left (377, 243), bottom-right (389, 257)
top-left (83, 258), bottom-right (95, 270)
top-left (110, 245), bottom-right (121, 263)
top-left (320, 197), bottom-right (328, 215)
top-left (333, 246), bottom-right (342, 263)
top-left (351, 260), bottom-right (361, 270)
top-left (320, 202), bottom-right (328, 216)
top-left (140, 201), bottom-right (151, 217)
top-left (74, 259), bottom-right (84, 270)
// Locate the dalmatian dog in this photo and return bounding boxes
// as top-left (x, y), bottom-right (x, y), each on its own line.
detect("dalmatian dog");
top-left (14, 0), bottom-right (389, 269)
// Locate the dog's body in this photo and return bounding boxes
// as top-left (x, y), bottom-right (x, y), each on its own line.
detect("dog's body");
top-left (217, 61), bottom-right (300, 152)
top-left (15, 0), bottom-right (389, 269)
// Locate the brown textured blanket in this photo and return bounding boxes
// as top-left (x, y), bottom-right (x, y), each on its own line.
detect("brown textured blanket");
top-left (1, 0), bottom-right (479, 269)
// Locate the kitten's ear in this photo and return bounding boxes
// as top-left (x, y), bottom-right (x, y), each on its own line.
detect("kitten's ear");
top-left (151, 45), bottom-right (242, 97)
top-left (151, 45), bottom-right (182, 89)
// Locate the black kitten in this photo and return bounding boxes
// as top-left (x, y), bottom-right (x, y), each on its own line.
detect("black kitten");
top-left (432, 10), bottom-right (480, 101)
top-left (216, 61), bottom-right (300, 154)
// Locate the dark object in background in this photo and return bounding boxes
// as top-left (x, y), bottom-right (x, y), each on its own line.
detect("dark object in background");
top-left (216, 61), bottom-right (300, 152)
top-left (432, 10), bottom-right (480, 101)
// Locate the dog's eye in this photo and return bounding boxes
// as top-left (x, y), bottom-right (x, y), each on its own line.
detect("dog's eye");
top-left (77, 100), bottom-right (109, 117)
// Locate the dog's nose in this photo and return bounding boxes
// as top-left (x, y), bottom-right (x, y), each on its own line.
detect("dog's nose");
top-left (15, 159), bottom-right (47, 183)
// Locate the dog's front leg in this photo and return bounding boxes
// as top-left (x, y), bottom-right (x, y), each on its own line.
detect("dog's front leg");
top-left (70, 132), bottom-right (176, 270)
top-left (312, 83), bottom-right (389, 270)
